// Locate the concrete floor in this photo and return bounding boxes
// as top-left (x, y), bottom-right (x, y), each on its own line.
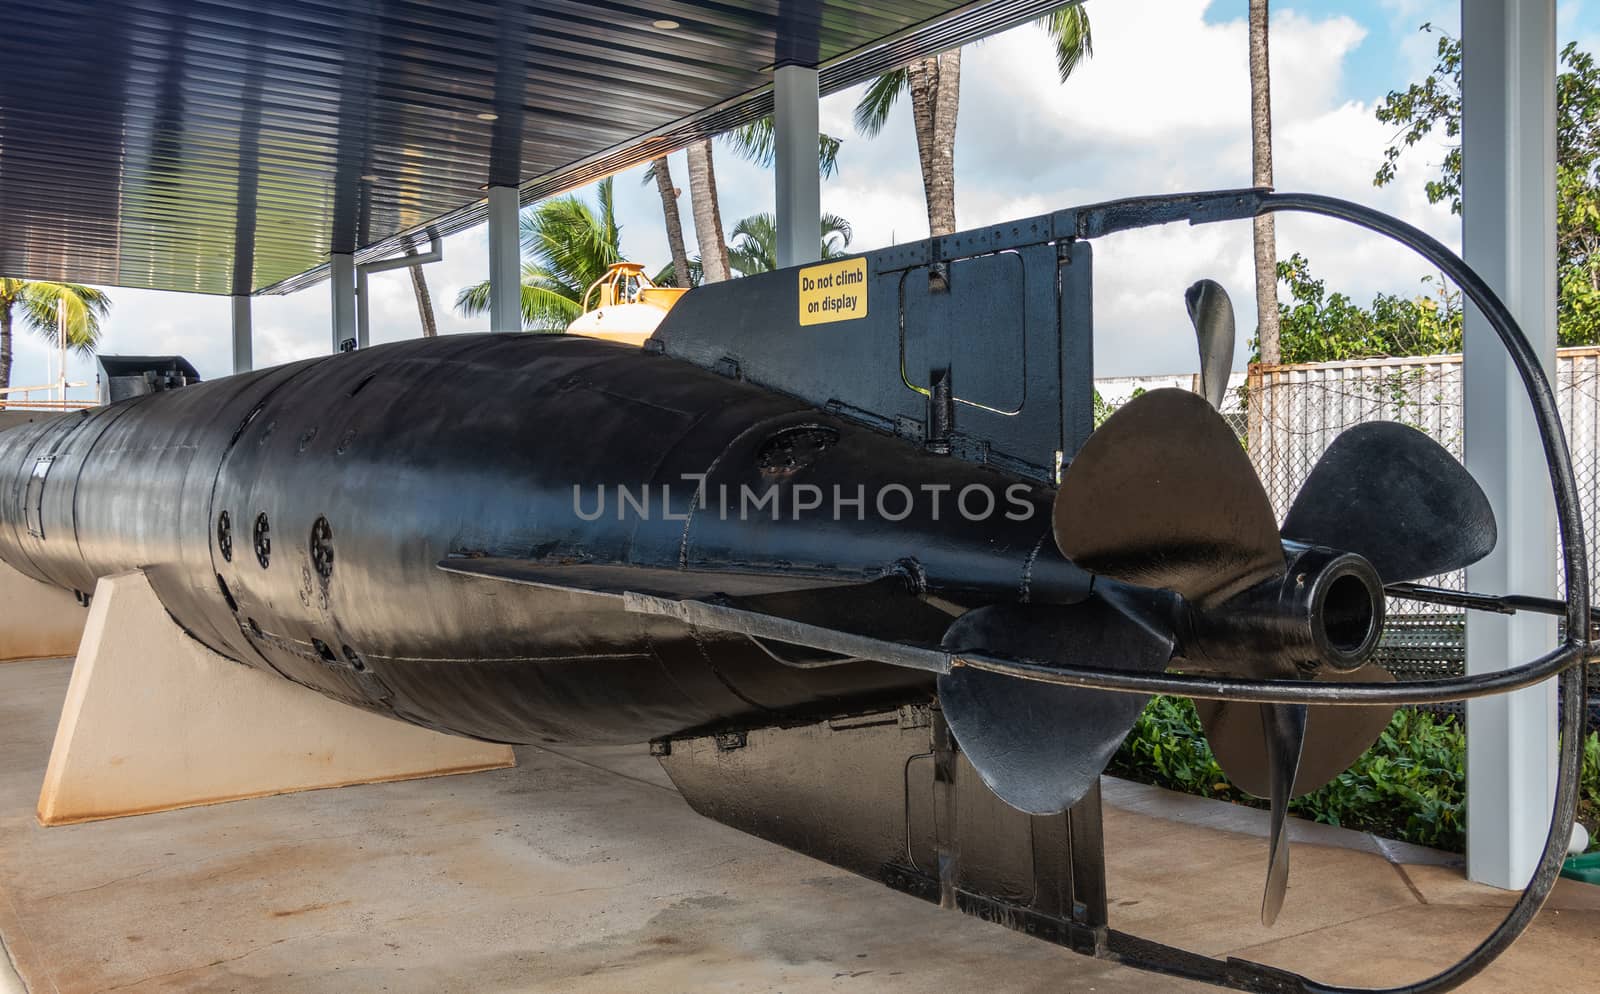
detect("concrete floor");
top-left (2, 657), bottom-right (1598, 993)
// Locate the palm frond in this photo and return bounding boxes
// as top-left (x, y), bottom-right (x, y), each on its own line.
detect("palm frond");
top-left (726, 211), bottom-right (854, 272)
top-left (728, 212), bottom-right (777, 276)
top-left (454, 279), bottom-right (493, 317)
top-left (727, 243), bottom-right (771, 278)
top-left (818, 133), bottom-right (842, 178)
top-left (725, 116), bottom-right (844, 178)
top-left (820, 212), bottom-right (854, 258)
top-left (526, 184), bottom-right (622, 293)
top-left (821, 212), bottom-right (853, 245)
top-left (654, 258), bottom-right (703, 288)
top-left (730, 212), bottom-right (776, 245)
top-left (726, 118), bottom-right (775, 166)
top-left (853, 69), bottom-right (909, 137)
top-left (520, 281), bottom-right (583, 331)
top-left (1038, 6), bottom-right (1093, 81)
top-left (454, 262), bottom-right (584, 331)
top-left (596, 177), bottom-right (618, 247)
top-left (15, 281), bottom-right (111, 353)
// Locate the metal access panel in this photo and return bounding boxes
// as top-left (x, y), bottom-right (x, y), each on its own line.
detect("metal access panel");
top-left (655, 705), bottom-right (1108, 947)
top-left (652, 218), bottom-right (1094, 482)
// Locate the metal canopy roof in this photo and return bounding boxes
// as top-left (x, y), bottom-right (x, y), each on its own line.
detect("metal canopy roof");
top-left (0, 0), bottom-right (1063, 297)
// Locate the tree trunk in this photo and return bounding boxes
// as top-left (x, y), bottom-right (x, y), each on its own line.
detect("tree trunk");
top-left (906, 52), bottom-right (961, 238)
top-left (0, 300), bottom-right (11, 397)
top-left (404, 242), bottom-right (438, 338)
top-left (928, 50), bottom-right (962, 237)
top-left (1250, 0), bottom-right (1281, 364)
top-left (653, 156), bottom-right (693, 287)
top-left (906, 57), bottom-right (943, 238)
top-left (686, 140), bottom-right (729, 283)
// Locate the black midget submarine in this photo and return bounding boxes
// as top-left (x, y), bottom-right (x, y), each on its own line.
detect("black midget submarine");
top-left (0, 190), bottom-right (1590, 993)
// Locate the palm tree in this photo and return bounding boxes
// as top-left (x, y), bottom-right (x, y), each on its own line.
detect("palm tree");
top-left (727, 212), bottom-right (854, 276)
top-left (854, 6), bottom-right (1093, 237)
top-left (686, 141), bottom-right (731, 283)
top-left (648, 118), bottom-right (843, 286)
top-left (648, 157), bottom-right (693, 288)
top-left (403, 238), bottom-right (438, 337)
top-left (0, 279), bottom-right (111, 392)
top-left (1250, 0), bottom-right (1281, 364)
top-left (455, 177), bottom-right (621, 331)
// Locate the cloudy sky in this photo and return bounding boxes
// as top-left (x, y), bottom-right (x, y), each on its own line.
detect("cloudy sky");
top-left (12, 0), bottom-right (1600, 396)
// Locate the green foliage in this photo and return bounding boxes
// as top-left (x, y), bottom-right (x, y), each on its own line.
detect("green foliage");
top-left (851, 11), bottom-right (1092, 138)
top-left (725, 212), bottom-right (853, 277)
top-left (0, 278), bottom-right (111, 354)
top-left (721, 118), bottom-right (843, 178)
top-left (1091, 389), bottom-right (1115, 429)
top-left (1114, 701), bottom-right (1600, 854)
top-left (853, 68), bottom-right (910, 139)
top-left (1375, 27), bottom-right (1600, 346)
top-left (455, 178), bottom-right (621, 331)
top-left (1582, 731), bottom-right (1600, 852)
top-left (1293, 709), bottom-right (1465, 849)
top-left (1259, 253), bottom-right (1463, 363)
top-left (1091, 385), bottom-right (1143, 428)
top-left (1373, 25), bottom-right (1462, 212)
top-left (1108, 697), bottom-right (1232, 797)
top-left (653, 259), bottom-right (703, 289)
top-left (1109, 698), bottom-right (1468, 851)
top-left (1039, 5), bottom-right (1093, 81)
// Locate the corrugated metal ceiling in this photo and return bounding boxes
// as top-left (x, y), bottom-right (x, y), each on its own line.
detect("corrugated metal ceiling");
top-left (0, 0), bottom-right (1064, 296)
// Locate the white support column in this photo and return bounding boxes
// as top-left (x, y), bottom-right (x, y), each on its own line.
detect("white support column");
top-left (1461, 0), bottom-right (1559, 890)
top-left (487, 185), bottom-right (522, 332)
top-left (230, 295), bottom-right (253, 374)
top-left (330, 253), bottom-right (357, 353)
top-left (356, 270), bottom-right (371, 350)
top-left (774, 64), bottom-right (821, 269)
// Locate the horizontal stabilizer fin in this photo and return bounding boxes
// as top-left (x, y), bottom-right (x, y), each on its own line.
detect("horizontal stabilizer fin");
top-left (436, 556), bottom-right (861, 600)
top-left (624, 591), bottom-right (951, 676)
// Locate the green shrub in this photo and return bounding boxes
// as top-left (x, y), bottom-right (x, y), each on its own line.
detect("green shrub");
top-left (1109, 698), bottom-right (1600, 854)
top-left (1109, 699), bottom-right (1457, 850)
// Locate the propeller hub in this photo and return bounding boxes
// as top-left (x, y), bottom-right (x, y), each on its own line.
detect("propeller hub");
top-left (1179, 543), bottom-right (1385, 678)
top-left (1292, 544), bottom-right (1385, 673)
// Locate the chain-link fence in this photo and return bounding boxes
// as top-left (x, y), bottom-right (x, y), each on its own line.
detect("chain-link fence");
top-left (1245, 348), bottom-right (1600, 589)
top-left (1098, 350), bottom-right (1600, 713)
top-left (1247, 355), bottom-right (1468, 604)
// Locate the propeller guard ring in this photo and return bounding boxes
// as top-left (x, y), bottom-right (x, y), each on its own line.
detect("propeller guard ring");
top-left (1032, 188), bottom-right (1591, 994)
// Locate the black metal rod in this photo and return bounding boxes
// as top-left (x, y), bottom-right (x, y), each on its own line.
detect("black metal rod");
top-left (951, 643), bottom-right (1584, 706)
top-left (1385, 581), bottom-right (1593, 624)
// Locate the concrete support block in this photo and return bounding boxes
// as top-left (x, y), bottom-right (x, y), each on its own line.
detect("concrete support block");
top-left (0, 559), bottom-right (88, 663)
top-left (37, 569), bottom-right (514, 826)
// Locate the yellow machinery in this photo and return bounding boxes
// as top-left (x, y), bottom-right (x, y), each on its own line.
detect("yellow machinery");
top-left (566, 262), bottom-right (687, 345)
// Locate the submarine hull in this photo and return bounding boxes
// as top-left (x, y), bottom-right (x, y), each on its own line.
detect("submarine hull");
top-left (0, 334), bottom-right (1065, 744)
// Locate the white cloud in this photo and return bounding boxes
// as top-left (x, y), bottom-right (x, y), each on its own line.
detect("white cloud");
top-left (945, 0), bottom-right (1456, 375)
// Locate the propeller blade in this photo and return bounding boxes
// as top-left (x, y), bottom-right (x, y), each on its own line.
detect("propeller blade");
top-left (938, 587), bottom-right (1176, 815)
top-left (1194, 663), bottom-right (1396, 799)
top-left (1283, 421), bottom-right (1496, 583)
top-left (1186, 279), bottom-right (1236, 411)
top-left (1056, 388), bottom-right (1283, 606)
top-left (1261, 702), bottom-right (1308, 926)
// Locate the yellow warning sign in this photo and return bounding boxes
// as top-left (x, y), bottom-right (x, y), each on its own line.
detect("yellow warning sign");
top-left (797, 257), bottom-right (868, 326)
